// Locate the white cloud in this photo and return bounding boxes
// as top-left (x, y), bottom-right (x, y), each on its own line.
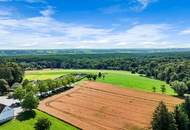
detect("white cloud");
top-left (100, 0), bottom-right (158, 14)
top-left (131, 0), bottom-right (158, 12)
top-left (100, 4), bottom-right (128, 14)
top-left (40, 6), bottom-right (54, 17)
top-left (0, 6), bottom-right (189, 49)
top-left (137, 0), bottom-right (151, 9)
top-left (179, 29), bottom-right (190, 35)
top-left (0, 9), bottom-right (12, 16)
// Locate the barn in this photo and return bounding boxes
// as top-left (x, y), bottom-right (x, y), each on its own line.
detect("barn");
top-left (0, 104), bottom-right (14, 124)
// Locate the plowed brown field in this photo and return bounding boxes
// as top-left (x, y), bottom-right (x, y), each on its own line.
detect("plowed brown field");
top-left (38, 81), bottom-right (183, 130)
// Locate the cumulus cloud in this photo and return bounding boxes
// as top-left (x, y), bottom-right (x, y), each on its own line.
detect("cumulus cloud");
top-left (0, 6), bottom-right (189, 49)
top-left (179, 29), bottom-right (190, 35)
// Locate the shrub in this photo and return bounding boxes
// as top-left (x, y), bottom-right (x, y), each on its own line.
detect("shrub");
top-left (34, 118), bottom-right (51, 130)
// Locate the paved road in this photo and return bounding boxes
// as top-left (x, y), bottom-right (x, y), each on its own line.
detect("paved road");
top-left (0, 96), bottom-right (23, 116)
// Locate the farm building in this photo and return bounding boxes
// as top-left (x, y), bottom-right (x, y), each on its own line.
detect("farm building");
top-left (0, 104), bottom-right (14, 124)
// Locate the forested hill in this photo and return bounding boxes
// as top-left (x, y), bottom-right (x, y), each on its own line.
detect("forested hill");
top-left (0, 48), bottom-right (190, 56)
top-left (1, 51), bottom-right (190, 85)
top-left (1, 51), bottom-right (190, 96)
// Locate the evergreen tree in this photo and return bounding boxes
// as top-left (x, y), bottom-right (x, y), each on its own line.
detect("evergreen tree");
top-left (98, 72), bottom-right (102, 78)
top-left (151, 101), bottom-right (177, 130)
top-left (183, 96), bottom-right (190, 118)
top-left (174, 105), bottom-right (189, 130)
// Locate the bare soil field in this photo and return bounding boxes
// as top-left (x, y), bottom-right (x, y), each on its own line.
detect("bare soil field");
top-left (38, 81), bottom-right (183, 130)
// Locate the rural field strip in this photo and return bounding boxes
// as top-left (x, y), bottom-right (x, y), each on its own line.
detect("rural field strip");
top-left (42, 88), bottom-right (145, 129)
top-left (62, 91), bottom-right (154, 114)
top-left (80, 85), bottom-right (177, 107)
top-left (44, 102), bottom-right (120, 130)
top-left (39, 81), bottom-right (182, 130)
top-left (46, 94), bottom-right (150, 125)
top-left (44, 88), bottom-right (124, 130)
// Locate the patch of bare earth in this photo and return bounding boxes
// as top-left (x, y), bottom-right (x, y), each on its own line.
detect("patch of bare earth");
top-left (38, 81), bottom-right (183, 130)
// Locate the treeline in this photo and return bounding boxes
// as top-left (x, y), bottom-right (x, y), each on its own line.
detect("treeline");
top-left (2, 52), bottom-right (190, 95)
top-left (1, 49), bottom-right (190, 56)
top-left (13, 73), bottom-right (85, 101)
top-left (0, 62), bottom-right (24, 94)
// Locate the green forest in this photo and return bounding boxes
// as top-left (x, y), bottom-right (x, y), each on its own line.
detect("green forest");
top-left (1, 51), bottom-right (190, 96)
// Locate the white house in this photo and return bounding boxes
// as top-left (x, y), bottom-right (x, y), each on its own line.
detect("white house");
top-left (0, 104), bottom-right (14, 124)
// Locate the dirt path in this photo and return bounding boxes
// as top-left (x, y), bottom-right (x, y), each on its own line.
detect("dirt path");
top-left (39, 81), bottom-right (183, 130)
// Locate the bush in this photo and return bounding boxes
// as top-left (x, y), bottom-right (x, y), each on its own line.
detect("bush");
top-left (34, 118), bottom-right (51, 130)
top-left (161, 85), bottom-right (166, 94)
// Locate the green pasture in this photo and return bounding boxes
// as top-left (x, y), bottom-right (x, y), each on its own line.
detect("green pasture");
top-left (25, 69), bottom-right (175, 95)
top-left (0, 110), bottom-right (78, 130)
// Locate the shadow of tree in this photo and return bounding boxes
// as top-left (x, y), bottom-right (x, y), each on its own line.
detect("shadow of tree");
top-left (16, 110), bottom-right (36, 121)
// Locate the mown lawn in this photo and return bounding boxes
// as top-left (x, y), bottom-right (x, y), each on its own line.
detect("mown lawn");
top-left (97, 71), bottom-right (175, 95)
top-left (0, 110), bottom-right (78, 130)
top-left (25, 69), bottom-right (175, 95)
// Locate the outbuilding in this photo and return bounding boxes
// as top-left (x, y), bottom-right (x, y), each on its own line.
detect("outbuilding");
top-left (0, 104), bottom-right (14, 124)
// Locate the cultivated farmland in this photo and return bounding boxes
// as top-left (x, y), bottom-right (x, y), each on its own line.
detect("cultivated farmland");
top-left (39, 81), bottom-right (182, 130)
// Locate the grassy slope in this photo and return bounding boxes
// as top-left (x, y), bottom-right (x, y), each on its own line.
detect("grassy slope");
top-left (0, 110), bottom-right (78, 130)
top-left (97, 71), bottom-right (175, 95)
top-left (25, 69), bottom-right (175, 95)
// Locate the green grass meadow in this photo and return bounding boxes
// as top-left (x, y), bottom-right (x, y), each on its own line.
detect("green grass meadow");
top-left (25, 69), bottom-right (175, 95)
top-left (0, 110), bottom-right (78, 130)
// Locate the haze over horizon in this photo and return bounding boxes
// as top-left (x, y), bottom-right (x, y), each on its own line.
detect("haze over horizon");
top-left (0, 0), bottom-right (190, 49)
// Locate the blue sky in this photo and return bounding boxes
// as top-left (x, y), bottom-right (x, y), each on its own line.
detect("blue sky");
top-left (0, 0), bottom-right (190, 49)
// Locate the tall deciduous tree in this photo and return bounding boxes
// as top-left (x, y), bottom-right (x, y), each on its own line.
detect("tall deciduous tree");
top-left (21, 92), bottom-right (39, 111)
top-left (171, 81), bottom-right (188, 96)
top-left (13, 86), bottom-right (26, 101)
top-left (0, 79), bottom-right (10, 94)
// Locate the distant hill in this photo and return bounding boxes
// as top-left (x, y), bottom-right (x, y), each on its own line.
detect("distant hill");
top-left (0, 48), bottom-right (190, 56)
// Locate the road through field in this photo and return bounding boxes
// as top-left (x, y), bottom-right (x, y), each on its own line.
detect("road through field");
top-left (39, 81), bottom-right (183, 130)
